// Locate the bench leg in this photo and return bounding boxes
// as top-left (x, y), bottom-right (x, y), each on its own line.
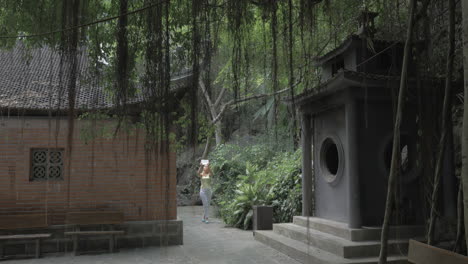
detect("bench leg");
top-left (109, 235), bottom-right (115, 253)
top-left (0, 242), bottom-right (4, 259)
top-left (34, 239), bottom-right (40, 258)
top-left (73, 235), bottom-right (78, 256)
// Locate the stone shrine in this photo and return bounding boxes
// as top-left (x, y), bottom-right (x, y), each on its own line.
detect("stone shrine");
top-left (254, 12), bottom-right (454, 264)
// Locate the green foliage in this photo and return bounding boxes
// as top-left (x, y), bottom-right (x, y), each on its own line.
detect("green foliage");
top-left (78, 111), bottom-right (117, 144)
top-left (220, 162), bottom-right (275, 229)
top-left (0, 0), bottom-right (416, 154)
top-left (209, 140), bottom-right (302, 229)
top-left (173, 98), bottom-right (214, 152)
top-left (269, 151), bottom-right (303, 223)
top-left (78, 111), bottom-right (181, 151)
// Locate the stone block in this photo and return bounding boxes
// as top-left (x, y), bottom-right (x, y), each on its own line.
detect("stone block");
top-left (253, 206), bottom-right (273, 231)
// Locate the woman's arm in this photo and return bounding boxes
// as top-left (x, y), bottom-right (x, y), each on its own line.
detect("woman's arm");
top-left (197, 165), bottom-right (203, 177)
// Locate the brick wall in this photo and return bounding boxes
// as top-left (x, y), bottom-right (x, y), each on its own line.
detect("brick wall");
top-left (0, 117), bottom-right (177, 224)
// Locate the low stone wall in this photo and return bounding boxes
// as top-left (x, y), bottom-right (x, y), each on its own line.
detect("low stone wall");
top-left (1, 220), bottom-right (183, 256)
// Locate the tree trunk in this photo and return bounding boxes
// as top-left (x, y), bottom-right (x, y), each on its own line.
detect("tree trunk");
top-left (378, 0), bottom-right (416, 263)
top-left (461, 0), bottom-right (468, 252)
top-left (214, 119), bottom-right (223, 146)
top-left (199, 78), bottom-right (223, 146)
top-left (427, 0), bottom-right (455, 245)
top-left (201, 136), bottom-right (212, 160)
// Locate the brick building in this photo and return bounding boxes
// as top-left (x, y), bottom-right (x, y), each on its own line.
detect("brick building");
top-left (0, 118), bottom-right (179, 223)
top-left (0, 45), bottom-right (190, 251)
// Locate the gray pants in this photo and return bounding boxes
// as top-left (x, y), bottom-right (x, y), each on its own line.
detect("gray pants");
top-left (200, 188), bottom-right (212, 219)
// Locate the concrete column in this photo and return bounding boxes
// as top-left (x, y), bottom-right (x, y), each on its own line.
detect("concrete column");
top-left (301, 114), bottom-right (313, 217)
top-left (346, 100), bottom-right (362, 228)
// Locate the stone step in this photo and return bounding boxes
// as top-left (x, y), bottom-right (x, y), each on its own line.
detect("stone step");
top-left (255, 230), bottom-right (409, 264)
top-left (293, 216), bottom-right (424, 242)
top-left (273, 223), bottom-right (409, 258)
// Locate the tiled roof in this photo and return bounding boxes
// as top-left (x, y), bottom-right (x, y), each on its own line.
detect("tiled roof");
top-left (292, 70), bottom-right (401, 106)
top-left (313, 35), bottom-right (401, 66)
top-left (0, 44), bottom-right (191, 111)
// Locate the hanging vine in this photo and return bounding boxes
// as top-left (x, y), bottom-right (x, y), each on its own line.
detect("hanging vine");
top-left (270, 1), bottom-right (279, 133)
top-left (287, 0), bottom-right (297, 147)
top-left (189, 0), bottom-right (203, 147)
top-left (226, 1), bottom-right (244, 101)
top-left (143, 0), bottom-right (171, 148)
top-left (115, 0), bottom-right (130, 118)
top-left (60, 0), bottom-right (82, 207)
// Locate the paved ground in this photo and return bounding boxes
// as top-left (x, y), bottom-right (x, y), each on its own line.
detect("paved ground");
top-left (7, 206), bottom-right (299, 264)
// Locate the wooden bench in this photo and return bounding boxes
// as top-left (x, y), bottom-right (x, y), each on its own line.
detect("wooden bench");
top-left (0, 214), bottom-right (51, 259)
top-left (408, 239), bottom-right (468, 264)
top-left (64, 211), bottom-right (125, 255)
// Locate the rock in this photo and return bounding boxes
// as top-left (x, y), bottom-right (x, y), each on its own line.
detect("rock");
top-left (176, 146), bottom-right (204, 206)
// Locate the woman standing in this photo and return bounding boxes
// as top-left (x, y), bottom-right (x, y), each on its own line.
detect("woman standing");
top-left (198, 162), bottom-right (212, 223)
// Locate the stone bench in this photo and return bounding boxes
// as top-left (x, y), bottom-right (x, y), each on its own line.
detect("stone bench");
top-left (0, 214), bottom-right (52, 259)
top-left (408, 239), bottom-right (468, 264)
top-left (64, 211), bottom-right (124, 255)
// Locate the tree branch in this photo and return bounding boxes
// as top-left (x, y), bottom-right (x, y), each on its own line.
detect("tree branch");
top-left (212, 81), bottom-right (301, 124)
top-left (214, 86), bottom-right (227, 109)
top-left (199, 78), bottom-right (216, 120)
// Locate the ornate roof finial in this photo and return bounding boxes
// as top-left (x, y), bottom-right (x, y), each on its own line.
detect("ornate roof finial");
top-left (357, 10), bottom-right (378, 38)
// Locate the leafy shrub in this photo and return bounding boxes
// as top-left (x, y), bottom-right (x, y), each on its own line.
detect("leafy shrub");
top-left (269, 151), bottom-right (302, 223)
top-left (209, 142), bottom-right (275, 208)
top-left (209, 141), bottom-right (302, 229)
top-left (218, 163), bottom-right (275, 229)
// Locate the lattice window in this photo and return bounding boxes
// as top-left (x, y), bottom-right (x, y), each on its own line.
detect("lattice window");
top-left (30, 148), bottom-right (64, 181)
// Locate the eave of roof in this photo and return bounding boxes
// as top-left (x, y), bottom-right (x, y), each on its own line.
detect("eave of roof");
top-left (313, 34), bottom-right (402, 66)
top-left (292, 70), bottom-right (401, 106)
top-left (313, 35), bottom-right (357, 66)
top-left (0, 74), bottom-right (192, 113)
top-left (291, 70), bottom-right (449, 108)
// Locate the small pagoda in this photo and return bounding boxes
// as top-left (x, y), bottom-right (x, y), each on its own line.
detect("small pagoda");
top-left (296, 11), bottom-right (421, 229)
top-left (254, 12), bottom-right (455, 264)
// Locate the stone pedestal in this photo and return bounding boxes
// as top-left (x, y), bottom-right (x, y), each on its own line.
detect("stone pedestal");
top-left (255, 216), bottom-right (425, 264)
top-left (253, 206), bottom-right (273, 231)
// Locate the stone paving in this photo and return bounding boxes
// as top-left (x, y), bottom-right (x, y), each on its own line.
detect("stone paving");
top-left (6, 206), bottom-right (299, 264)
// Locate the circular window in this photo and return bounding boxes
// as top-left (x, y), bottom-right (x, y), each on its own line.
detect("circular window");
top-left (325, 143), bottom-right (339, 175)
top-left (380, 134), bottom-right (419, 183)
top-left (319, 136), bottom-right (344, 184)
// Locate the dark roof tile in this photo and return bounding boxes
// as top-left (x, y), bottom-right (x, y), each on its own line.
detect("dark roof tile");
top-left (0, 44), bottom-right (191, 111)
